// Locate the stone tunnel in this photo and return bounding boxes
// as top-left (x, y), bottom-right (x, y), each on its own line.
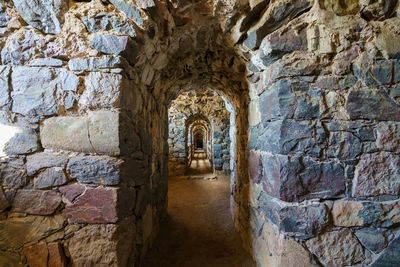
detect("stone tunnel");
top-left (0, 0), bottom-right (399, 266)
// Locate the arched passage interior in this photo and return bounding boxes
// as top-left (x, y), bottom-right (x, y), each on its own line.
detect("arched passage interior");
top-left (0, 1), bottom-right (398, 267)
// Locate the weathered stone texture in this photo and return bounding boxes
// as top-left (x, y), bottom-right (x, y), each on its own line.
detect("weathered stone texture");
top-left (0, 187), bottom-right (9, 212)
top-left (11, 67), bottom-right (58, 116)
top-left (3, 130), bottom-right (38, 155)
top-left (259, 153), bottom-right (345, 202)
top-left (372, 235), bottom-right (400, 266)
top-left (353, 153), bottom-right (400, 197)
top-left (26, 152), bottom-right (68, 176)
top-left (59, 183), bottom-right (85, 202)
top-left (109, 0), bottom-right (145, 28)
top-left (90, 34), bottom-right (131, 55)
top-left (0, 66), bottom-right (10, 107)
top-left (80, 72), bottom-right (123, 109)
top-left (41, 111), bottom-right (119, 155)
top-left (346, 90), bottom-right (400, 121)
top-left (63, 188), bottom-right (117, 223)
top-left (0, 157), bottom-right (28, 188)
top-left (66, 224), bottom-right (118, 266)
top-left (355, 228), bottom-right (388, 254)
top-left (34, 167), bottom-right (67, 189)
top-left (12, 189), bottom-right (61, 215)
top-left (376, 122), bottom-right (400, 153)
top-left (13, 0), bottom-right (67, 34)
top-left (24, 243), bottom-right (48, 267)
top-left (306, 229), bottom-right (365, 266)
top-left (0, 215), bottom-right (65, 250)
top-left (67, 156), bottom-right (122, 185)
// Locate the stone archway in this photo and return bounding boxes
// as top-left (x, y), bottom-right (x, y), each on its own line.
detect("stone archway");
top-left (0, 0), bottom-right (399, 266)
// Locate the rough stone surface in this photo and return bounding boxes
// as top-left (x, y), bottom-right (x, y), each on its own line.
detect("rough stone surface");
top-left (355, 228), bottom-right (387, 254)
top-left (260, 195), bottom-right (330, 238)
top-left (0, 187), bottom-right (9, 212)
top-left (87, 110), bottom-right (120, 155)
top-left (68, 56), bottom-right (123, 71)
top-left (63, 188), bottom-right (117, 223)
top-left (372, 235), bottom-right (400, 266)
top-left (26, 152), bottom-right (68, 176)
top-left (60, 70), bottom-right (79, 92)
top-left (12, 189), bottom-right (61, 215)
top-left (306, 229), bottom-right (365, 266)
top-left (260, 153), bottom-right (345, 202)
top-left (23, 243), bottom-right (48, 267)
top-left (67, 156), bottom-right (122, 185)
top-left (332, 201), bottom-right (364, 227)
top-left (3, 128), bottom-right (38, 155)
top-left (67, 224), bottom-right (118, 266)
top-left (346, 90), bottom-right (400, 121)
top-left (353, 153), bottom-right (400, 197)
top-left (376, 122), bottom-right (400, 153)
top-left (34, 167), bottom-right (67, 189)
top-left (80, 72), bottom-right (122, 109)
top-left (0, 157), bottom-right (28, 188)
top-left (81, 13), bottom-right (137, 37)
top-left (30, 58), bottom-right (64, 67)
top-left (48, 242), bottom-right (67, 267)
top-left (0, 66), bottom-right (10, 107)
top-left (40, 115), bottom-right (93, 153)
top-left (254, 220), bottom-right (315, 267)
top-left (0, 215), bottom-right (65, 250)
top-left (109, 0), bottom-right (144, 27)
top-left (90, 34), bottom-right (130, 55)
top-left (11, 67), bottom-right (58, 116)
top-left (13, 0), bottom-right (67, 34)
top-left (40, 111), bottom-right (119, 155)
top-left (59, 183), bottom-right (86, 202)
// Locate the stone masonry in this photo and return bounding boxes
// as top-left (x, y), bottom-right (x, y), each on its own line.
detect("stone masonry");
top-left (0, 0), bottom-right (399, 266)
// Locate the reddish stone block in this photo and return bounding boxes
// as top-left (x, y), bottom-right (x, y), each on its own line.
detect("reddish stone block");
top-left (12, 190), bottom-right (61, 215)
top-left (59, 183), bottom-right (85, 202)
top-left (48, 242), bottom-right (67, 267)
top-left (63, 188), bottom-right (117, 223)
top-left (23, 243), bottom-right (48, 267)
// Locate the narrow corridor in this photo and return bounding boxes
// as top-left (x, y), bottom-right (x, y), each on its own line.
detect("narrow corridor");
top-left (143, 150), bottom-right (255, 267)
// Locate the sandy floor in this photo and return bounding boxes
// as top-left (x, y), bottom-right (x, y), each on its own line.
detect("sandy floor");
top-left (143, 150), bottom-right (255, 267)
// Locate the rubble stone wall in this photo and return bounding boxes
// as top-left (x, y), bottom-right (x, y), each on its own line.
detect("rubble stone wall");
top-left (0, 0), bottom-right (399, 266)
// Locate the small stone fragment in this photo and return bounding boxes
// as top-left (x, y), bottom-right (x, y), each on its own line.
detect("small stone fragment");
top-left (59, 183), bottom-right (86, 202)
top-left (30, 58), bottom-right (63, 67)
top-left (90, 34), bottom-right (131, 55)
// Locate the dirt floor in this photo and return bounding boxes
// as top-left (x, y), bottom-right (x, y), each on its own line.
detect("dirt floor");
top-left (143, 150), bottom-right (255, 267)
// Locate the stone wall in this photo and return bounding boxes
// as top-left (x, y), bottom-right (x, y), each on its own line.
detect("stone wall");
top-left (0, 0), bottom-right (399, 266)
top-left (168, 89), bottom-right (231, 175)
top-left (241, 0), bottom-right (400, 266)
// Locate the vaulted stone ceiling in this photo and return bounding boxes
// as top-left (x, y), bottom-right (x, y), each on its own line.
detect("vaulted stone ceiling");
top-left (0, 0), bottom-right (399, 266)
